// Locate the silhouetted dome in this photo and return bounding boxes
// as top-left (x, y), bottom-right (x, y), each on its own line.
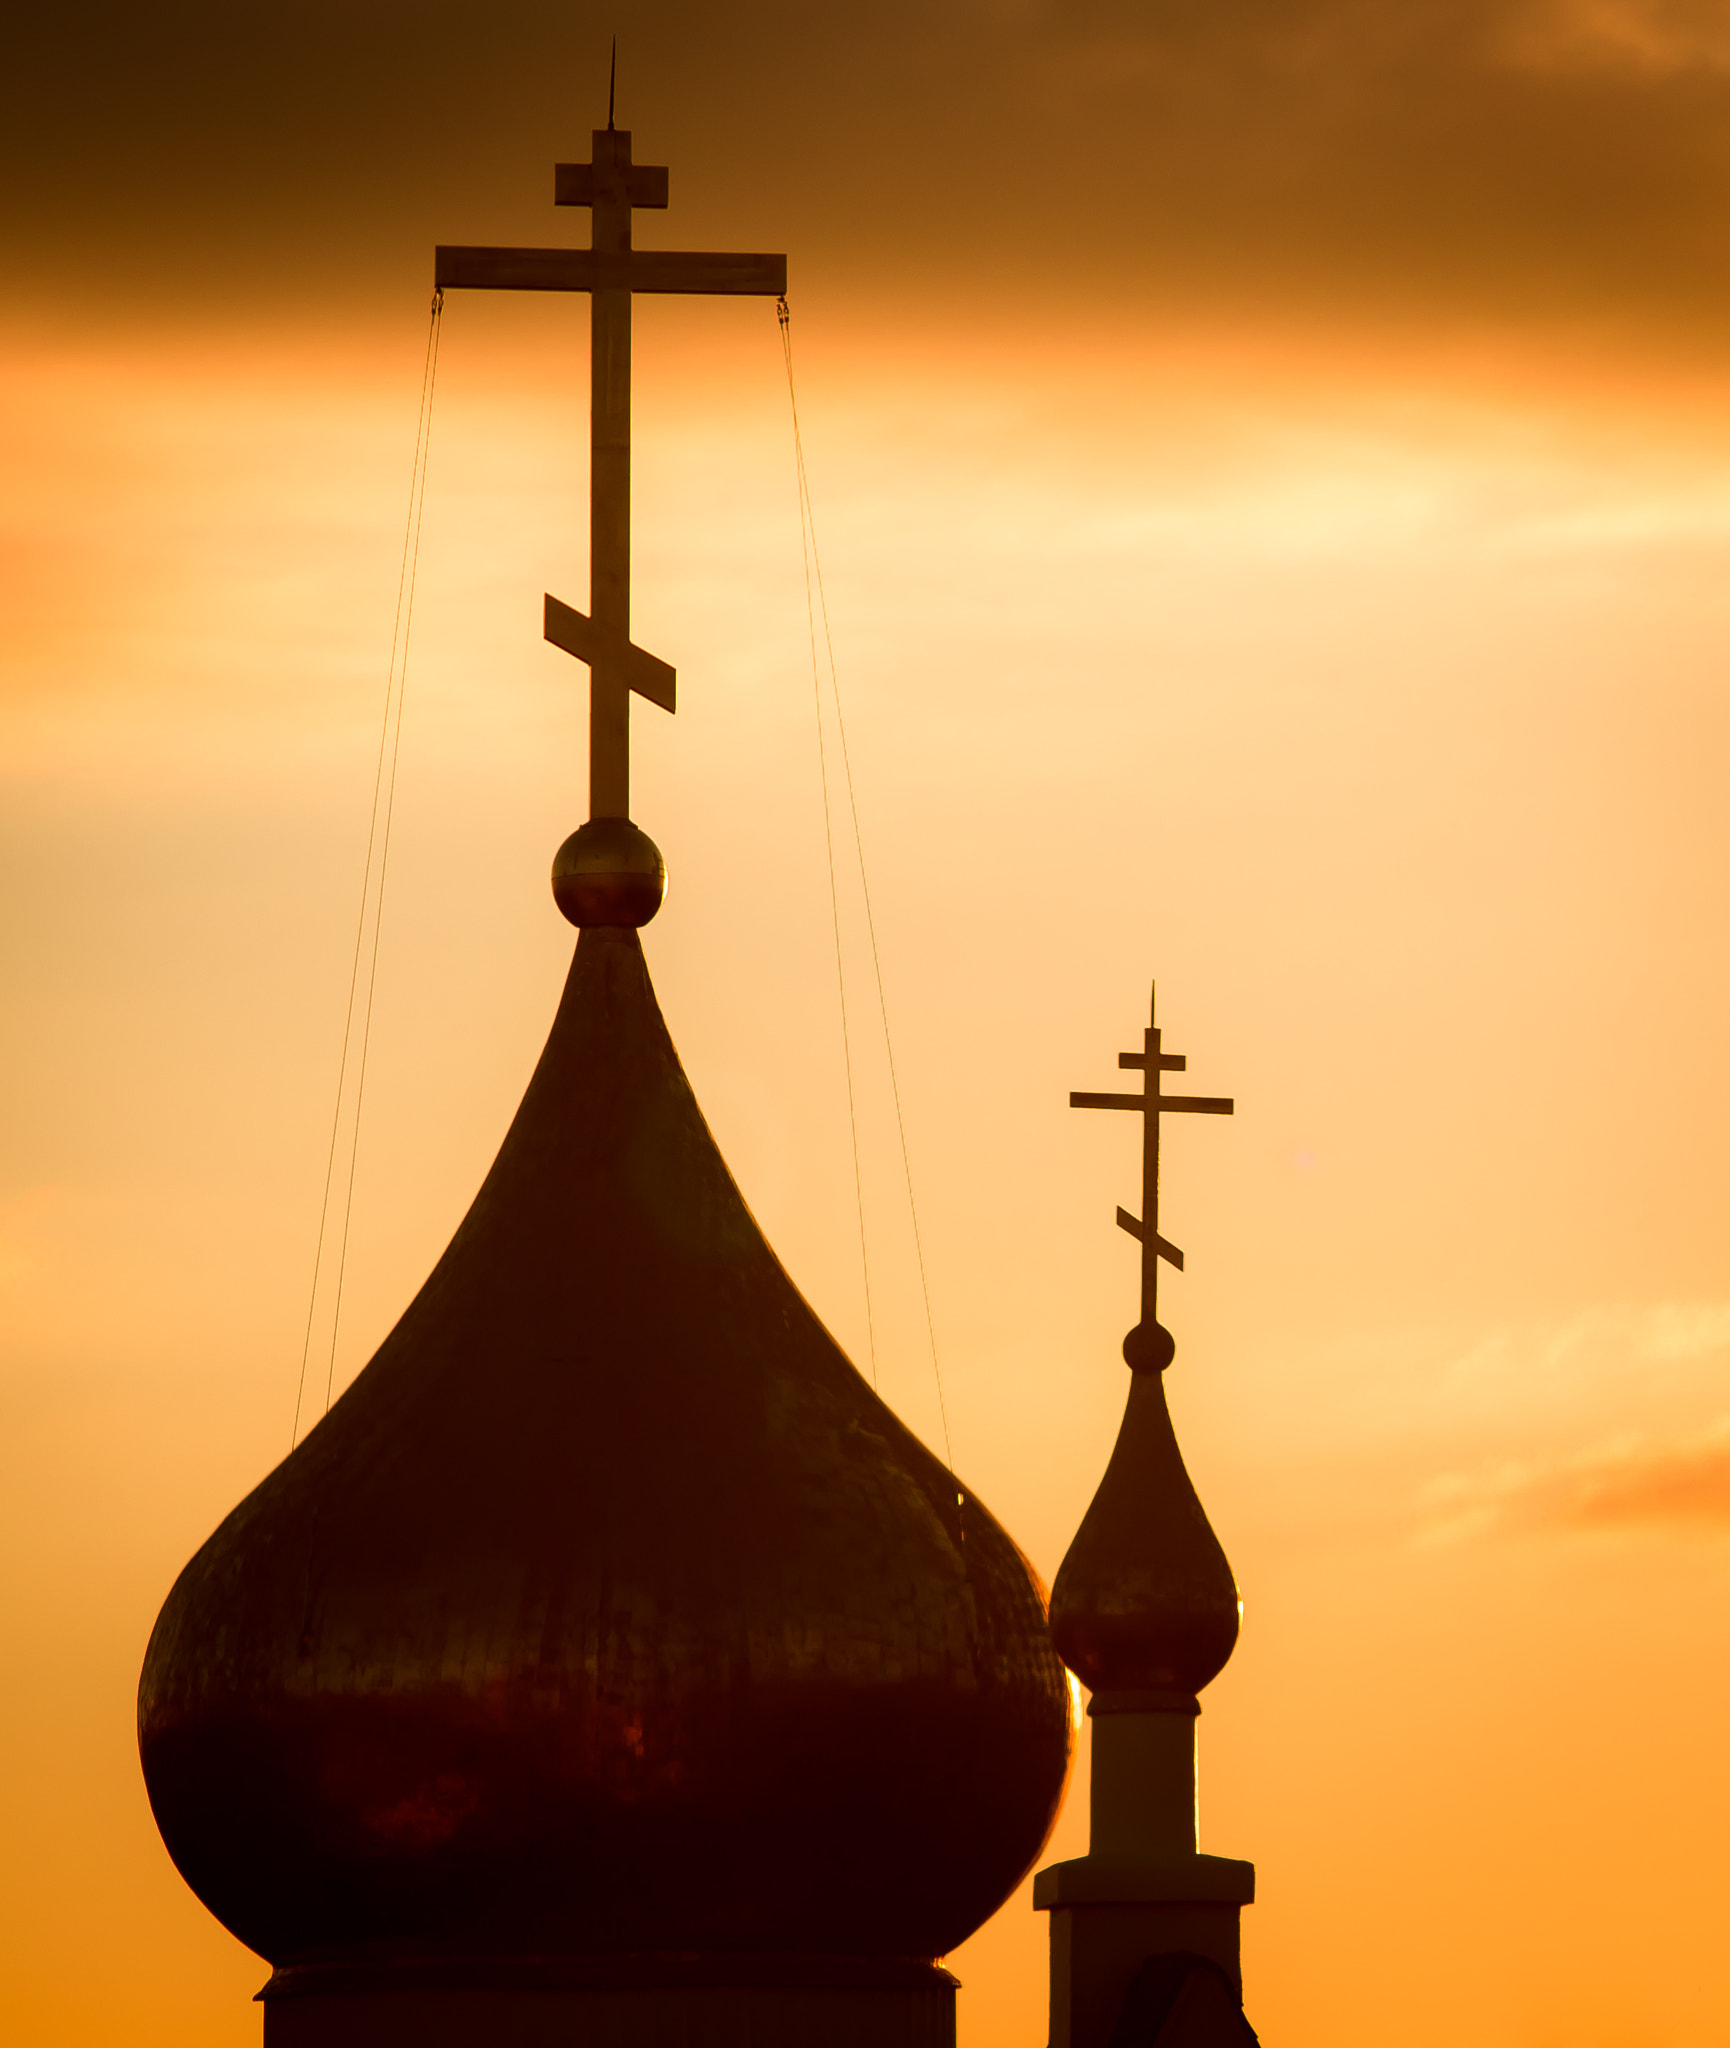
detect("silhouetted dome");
top-left (138, 928), bottom-right (1073, 1974)
top-left (1048, 1357), bottom-right (1240, 1697)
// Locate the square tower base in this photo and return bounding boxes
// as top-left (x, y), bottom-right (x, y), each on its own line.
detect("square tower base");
top-left (1034, 1855), bottom-right (1254, 2048)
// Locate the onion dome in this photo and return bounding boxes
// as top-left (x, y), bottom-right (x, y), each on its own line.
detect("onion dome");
top-left (1051, 988), bottom-right (1240, 1702)
top-left (137, 927), bottom-right (1074, 1980)
top-left (1048, 1363), bottom-right (1239, 1696)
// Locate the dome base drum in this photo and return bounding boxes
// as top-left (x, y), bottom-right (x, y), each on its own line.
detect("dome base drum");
top-left (259, 1955), bottom-right (959, 2048)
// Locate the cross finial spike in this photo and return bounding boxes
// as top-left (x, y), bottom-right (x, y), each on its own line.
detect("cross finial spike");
top-left (1067, 980), bottom-right (1235, 1370)
top-left (433, 109), bottom-right (786, 923)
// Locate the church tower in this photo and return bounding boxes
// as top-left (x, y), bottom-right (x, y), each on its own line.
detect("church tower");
top-left (137, 119), bottom-right (1075, 2047)
top-left (1035, 991), bottom-right (1259, 2047)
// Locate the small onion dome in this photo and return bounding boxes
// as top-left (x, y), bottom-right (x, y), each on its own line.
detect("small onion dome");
top-left (1048, 1355), bottom-right (1239, 1698)
top-left (138, 928), bottom-right (1073, 1972)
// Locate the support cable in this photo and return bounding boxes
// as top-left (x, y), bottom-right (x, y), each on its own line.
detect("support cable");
top-left (779, 301), bottom-right (877, 1390)
top-left (290, 289), bottom-right (444, 1447)
top-left (777, 298), bottom-right (957, 1481)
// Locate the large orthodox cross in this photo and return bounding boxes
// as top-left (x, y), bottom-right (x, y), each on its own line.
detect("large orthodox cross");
top-left (1071, 985), bottom-right (1234, 1344)
top-left (435, 126), bottom-right (787, 819)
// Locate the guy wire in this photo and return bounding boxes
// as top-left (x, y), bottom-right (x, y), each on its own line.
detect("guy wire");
top-left (776, 298), bottom-right (958, 1483)
top-left (289, 289), bottom-right (443, 1449)
top-left (779, 300), bottom-right (877, 1391)
top-left (321, 293), bottom-right (444, 1416)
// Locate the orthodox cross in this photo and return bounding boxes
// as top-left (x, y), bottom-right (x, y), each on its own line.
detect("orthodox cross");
top-left (1071, 984), bottom-right (1234, 1342)
top-left (435, 124), bottom-right (787, 819)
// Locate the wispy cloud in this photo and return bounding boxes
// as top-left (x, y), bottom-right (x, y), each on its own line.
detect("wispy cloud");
top-left (1411, 1302), bottom-right (1730, 1541)
top-left (1496, 0), bottom-right (1730, 77)
top-left (1438, 1301), bottom-right (1730, 1407)
top-left (1420, 1413), bottom-right (1730, 1543)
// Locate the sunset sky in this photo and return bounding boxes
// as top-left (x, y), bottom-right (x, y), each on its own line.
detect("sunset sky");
top-left (5, 4), bottom-right (1730, 2044)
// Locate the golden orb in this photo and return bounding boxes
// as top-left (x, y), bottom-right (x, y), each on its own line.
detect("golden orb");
top-left (1122, 1319), bottom-right (1177, 1373)
top-left (551, 817), bottom-right (666, 927)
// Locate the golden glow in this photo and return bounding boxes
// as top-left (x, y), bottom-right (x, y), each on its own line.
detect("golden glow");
top-left (3, 299), bottom-right (1730, 2047)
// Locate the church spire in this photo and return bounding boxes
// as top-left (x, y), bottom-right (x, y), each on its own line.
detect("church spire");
top-left (1053, 984), bottom-right (1240, 1695)
top-left (1036, 983), bottom-right (1257, 2048)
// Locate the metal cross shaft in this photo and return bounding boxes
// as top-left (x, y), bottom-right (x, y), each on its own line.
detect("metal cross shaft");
top-left (435, 127), bottom-right (786, 821)
top-left (1070, 983), bottom-right (1233, 1333)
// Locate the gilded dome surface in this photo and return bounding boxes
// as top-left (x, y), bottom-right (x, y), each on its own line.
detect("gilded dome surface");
top-left (1048, 1364), bottom-right (1239, 1697)
top-left (139, 927), bottom-right (1073, 1969)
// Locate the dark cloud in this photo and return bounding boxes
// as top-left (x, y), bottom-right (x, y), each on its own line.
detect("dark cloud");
top-left (8, 0), bottom-right (1730, 340)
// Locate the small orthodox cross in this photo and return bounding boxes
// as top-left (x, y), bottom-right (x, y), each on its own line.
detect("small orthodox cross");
top-left (435, 117), bottom-right (786, 820)
top-left (1071, 985), bottom-right (1234, 1344)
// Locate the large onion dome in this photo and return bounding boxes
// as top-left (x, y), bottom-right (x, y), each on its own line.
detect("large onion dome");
top-left (138, 927), bottom-right (1073, 1989)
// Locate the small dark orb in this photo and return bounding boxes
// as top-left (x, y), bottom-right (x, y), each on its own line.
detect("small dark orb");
top-left (1122, 1320), bottom-right (1176, 1373)
top-left (552, 817), bottom-right (666, 927)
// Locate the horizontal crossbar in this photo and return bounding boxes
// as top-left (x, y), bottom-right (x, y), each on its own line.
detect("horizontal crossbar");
top-left (1120, 1052), bottom-right (1186, 1071)
top-left (1070, 1088), bottom-right (1233, 1115)
top-left (435, 246), bottom-right (788, 297)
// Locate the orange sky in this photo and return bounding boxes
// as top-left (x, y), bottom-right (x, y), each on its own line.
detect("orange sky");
top-left (4, 7), bottom-right (1730, 2046)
